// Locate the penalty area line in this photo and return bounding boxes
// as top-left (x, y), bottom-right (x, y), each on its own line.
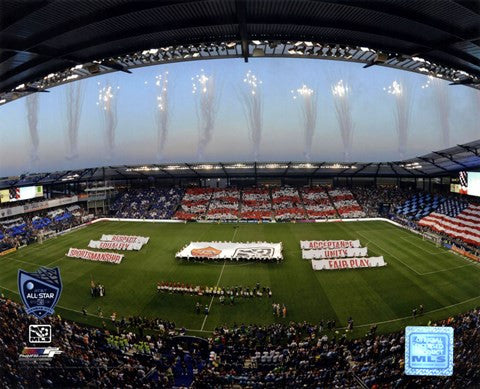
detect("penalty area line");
top-left (356, 230), bottom-right (422, 275)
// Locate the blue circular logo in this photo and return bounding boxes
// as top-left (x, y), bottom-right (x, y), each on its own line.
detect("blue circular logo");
top-left (26, 282), bottom-right (34, 290)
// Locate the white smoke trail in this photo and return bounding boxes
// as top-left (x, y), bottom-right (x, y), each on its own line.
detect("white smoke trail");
top-left (291, 84), bottom-right (318, 161)
top-left (432, 78), bottom-right (451, 148)
top-left (65, 82), bottom-right (85, 160)
top-left (331, 79), bottom-right (354, 162)
top-left (192, 69), bottom-right (219, 161)
top-left (97, 81), bottom-right (119, 160)
top-left (240, 70), bottom-right (263, 161)
top-left (472, 89), bottom-right (480, 137)
top-left (154, 71), bottom-right (170, 160)
top-left (384, 79), bottom-right (414, 159)
top-left (25, 94), bottom-right (40, 164)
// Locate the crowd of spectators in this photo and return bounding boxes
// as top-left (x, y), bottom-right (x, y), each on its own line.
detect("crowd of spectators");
top-left (206, 189), bottom-right (240, 220)
top-left (301, 187), bottom-right (337, 219)
top-left (240, 188), bottom-right (273, 220)
top-left (0, 205), bottom-right (88, 252)
top-left (112, 188), bottom-right (184, 219)
top-left (353, 186), bottom-right (412, 217)
top-left (328, 188), bottom-right (366, 218)
top-left (271, 187), bottom-right (306, 220)
top-left (1, 295), bottom-right (479, 387)
top-left (174, 188), bottom-right (213, 220)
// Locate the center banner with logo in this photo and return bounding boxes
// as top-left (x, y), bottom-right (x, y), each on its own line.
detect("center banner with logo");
top-left (302, 247), bottom-right (368, 259)
top-left (176, 242), bottom-right (283, 260)
top-left (88, 240), bottom-right (143, 251)
top-left (66, 248), bottom-right (124, 264)
top-left (300, 240), bottom-right (361, 250)
top-left (311, 256), bottom-right (386, 270)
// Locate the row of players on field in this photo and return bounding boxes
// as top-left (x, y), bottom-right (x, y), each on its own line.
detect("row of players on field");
top-left (157, 281), bottom-right (272, 297)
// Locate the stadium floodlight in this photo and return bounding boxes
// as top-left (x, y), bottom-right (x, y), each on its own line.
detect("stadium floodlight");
top-left (321, 163), bottom-right (355, 169)
top-left (224, 163), bottom-right (252, 169)
top-left (258, 163), bottom-right (288, 169)
top-left (293, 163), bottom-right (317, 169)
top-left (125, 166), bottom-right (160, 172)
top-left (412, 56), bottom-right (426, 63)
top-left (164, 165), bottom-right (188, 170)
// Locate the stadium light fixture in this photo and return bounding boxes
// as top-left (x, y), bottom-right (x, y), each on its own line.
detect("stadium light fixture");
top-left (2, 38), bottom-right (480, 106)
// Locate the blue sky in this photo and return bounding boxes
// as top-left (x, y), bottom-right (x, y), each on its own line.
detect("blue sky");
top-left (0, 57), bottom-right (479, 176)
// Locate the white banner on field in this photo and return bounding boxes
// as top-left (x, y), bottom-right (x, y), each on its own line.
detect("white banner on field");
top-left (100, 234), bottom-right (149, 245)
top-left (302, 247), bottom-right (367, 259)
top-left (66, 248), bottom-right (124, 264)
top-left (88, 240), bottom-right (143, 251)
top-left (311, 256), bottom-right (386, 270)
top-left (300, 240), bottom-right (360, 250)
top-left (176, 241), bottom-right (283, 260)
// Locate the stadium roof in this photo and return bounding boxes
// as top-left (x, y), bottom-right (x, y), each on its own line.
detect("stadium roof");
top-left (1, 139), bottom-right (479, 188)
top-left (1, 0), bottom-right (480, 105)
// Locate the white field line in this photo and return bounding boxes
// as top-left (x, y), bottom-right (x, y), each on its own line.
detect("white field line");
top-left (399, 236), bottom-right (443, 255)
top-left (356, 230), bottom-right (422, 275)
top-left (45, 256), bottom-right (65, 267)
top-left (337, 294), bottom-right (480, 330)
top-left (200, 226), bottom-right (239, 331)
top-left (420, 263), bottom-right (477, 275)
top-left (0, 257), bottom-right (40, 266)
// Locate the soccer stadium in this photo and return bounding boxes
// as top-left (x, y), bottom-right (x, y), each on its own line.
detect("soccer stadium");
top-left (1, 0), bottom-right (480, 387)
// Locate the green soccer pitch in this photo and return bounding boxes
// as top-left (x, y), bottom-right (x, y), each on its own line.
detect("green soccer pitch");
top-left (1, 220), bottom-right (480, 337)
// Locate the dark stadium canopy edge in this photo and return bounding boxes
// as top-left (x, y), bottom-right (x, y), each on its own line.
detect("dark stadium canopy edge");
top-left (1, 140), bottom-right (479, 189)
top-left (1, 0), bottom-right (480, 105)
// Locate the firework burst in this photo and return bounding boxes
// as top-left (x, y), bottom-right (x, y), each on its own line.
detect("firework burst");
top-left (64, 82), bottom-right (85, 160)
top-left (240, 70), bottom-right (263, 161)
top-left (291, 84), bottom-right (318, 161)
top-left (331, 79), bottom-right (354, 162)
top-left (97, 82), bottom-right (119, 160)
top-left (192, 69), bottom-right (219, 160)
top-left (154, 71), bottom-right (170, 160)
top-left (384, 79), bottom-right (414, 159)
